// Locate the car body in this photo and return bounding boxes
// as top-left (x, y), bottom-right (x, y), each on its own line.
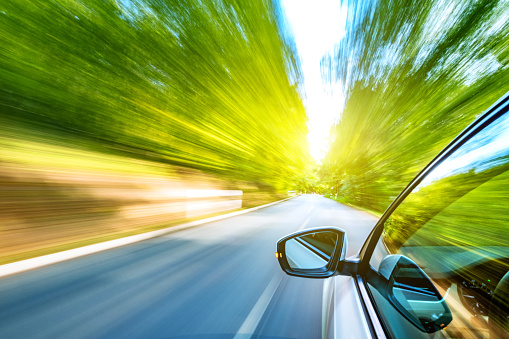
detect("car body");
top-left (276, 91), bottom-right (509, 338)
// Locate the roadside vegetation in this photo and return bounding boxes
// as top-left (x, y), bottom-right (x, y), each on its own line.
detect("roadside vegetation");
top-left (0, 0), bottom-right (309, 188)
top-left (320, 0), bottom-right (509, 214)
top-left (0, 0), bottom-right (307, 264)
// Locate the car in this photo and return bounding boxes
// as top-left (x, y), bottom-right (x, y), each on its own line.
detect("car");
top-left (275, 91), bottom-right (509, 338)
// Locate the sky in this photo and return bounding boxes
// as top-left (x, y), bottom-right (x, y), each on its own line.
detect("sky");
top-left (281, 0), bottom-right (347, 162)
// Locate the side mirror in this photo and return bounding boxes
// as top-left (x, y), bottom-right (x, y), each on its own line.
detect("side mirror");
top-left (379, 255), bottom-right (453, 333)
top-left (275, 227), bottom-right (347, 278)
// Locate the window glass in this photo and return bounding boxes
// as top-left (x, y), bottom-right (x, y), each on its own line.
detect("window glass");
top-left (368, 112), bottom-right (509, 338)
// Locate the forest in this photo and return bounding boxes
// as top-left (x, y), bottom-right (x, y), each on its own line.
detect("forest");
top-left (0, 0), bottom-right (311, 263)
top-left (320, 0), bottom-right (509, 213)
top-left (1, 0), bottom-right (509, 263)
top-left (0, 0), bottom-right (310, 189)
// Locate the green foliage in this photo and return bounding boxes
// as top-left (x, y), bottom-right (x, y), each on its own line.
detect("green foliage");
top-left (0, 0), bottom-right (310, 188)
top-left (321, 0), bottom-right (509, 212)
top-left (294, 164), bottom-right (326, 193)
top-left (384, 159), bottom-right (509, 251)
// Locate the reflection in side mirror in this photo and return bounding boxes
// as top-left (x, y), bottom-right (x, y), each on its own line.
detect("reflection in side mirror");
top-left (286, 231), bottom-right (337, 270)
top-left (380, 255), bottom-right (453, 333)
top-left (276, 227), bottom-right (347, 278)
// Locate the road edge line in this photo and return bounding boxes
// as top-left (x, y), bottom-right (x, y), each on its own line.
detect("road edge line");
top-left (0, 195), bottom-right (300, 278)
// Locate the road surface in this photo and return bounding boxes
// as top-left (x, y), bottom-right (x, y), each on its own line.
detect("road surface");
top-left (0, 195), bottom-right (378, 338)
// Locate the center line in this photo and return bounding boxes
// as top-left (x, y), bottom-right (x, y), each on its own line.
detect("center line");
top-left (233, 276), bottom-right (282, 339)
top-left (298, 212), bottom-right (313, 230)
top-left (234, 206), bottom-right (314, 338)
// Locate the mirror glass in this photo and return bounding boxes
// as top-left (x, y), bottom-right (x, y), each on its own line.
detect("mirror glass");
top-left (285, 231), bottom-right (338, 270)
top-left (390, 258), bottom-right (452, 332)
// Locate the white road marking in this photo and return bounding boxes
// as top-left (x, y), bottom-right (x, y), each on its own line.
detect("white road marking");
top-left (298, 212), bottom-right (313, 230)
top-left (233, 203), bottom-right (313, 338)
top-left (233, 276), bottom-right (282, 339)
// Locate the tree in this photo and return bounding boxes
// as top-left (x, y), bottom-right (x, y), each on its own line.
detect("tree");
top-left (0, 0), bottom-right (311, 189)
top-left (321, 0), bottom-right (509, 212)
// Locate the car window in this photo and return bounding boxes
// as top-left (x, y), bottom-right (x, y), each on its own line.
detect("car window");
top-left (367, 109), bottom-right (509, 338)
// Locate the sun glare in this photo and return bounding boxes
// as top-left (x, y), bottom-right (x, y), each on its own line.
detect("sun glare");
top-left (281, 0), bottom-right (347, 162)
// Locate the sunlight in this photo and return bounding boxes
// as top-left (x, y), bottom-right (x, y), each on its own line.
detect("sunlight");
top-left (281, 0), bottom-right (347, 161)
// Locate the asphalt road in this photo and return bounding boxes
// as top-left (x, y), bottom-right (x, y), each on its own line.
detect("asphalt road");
top-left (0, 195), bottom-right (378, 339)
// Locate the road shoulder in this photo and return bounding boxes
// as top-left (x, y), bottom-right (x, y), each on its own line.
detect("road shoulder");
top-left (0, 195), bottom-right (300, 278)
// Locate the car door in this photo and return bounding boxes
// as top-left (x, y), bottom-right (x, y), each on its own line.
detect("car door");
top-left (359, 92), bottom-right (509, 338)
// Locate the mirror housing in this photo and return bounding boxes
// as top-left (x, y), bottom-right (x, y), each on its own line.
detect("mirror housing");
top-left (276, 227), bottom-right (347, 278)
top-left (380, 255), bottom-right (453, 333)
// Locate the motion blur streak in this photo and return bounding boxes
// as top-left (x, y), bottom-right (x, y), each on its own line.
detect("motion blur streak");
top-left (0, 0), bottom-right (310, 263)
top-left (0, 152), bottom-right (266, 265)
top-left (0, 195), bottom-right (377, 339)
top-left (320, 0), bottom-right (509, 212)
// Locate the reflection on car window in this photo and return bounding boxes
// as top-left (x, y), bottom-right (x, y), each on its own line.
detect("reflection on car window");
top-left (369, 112), bottom-right (509, 338)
